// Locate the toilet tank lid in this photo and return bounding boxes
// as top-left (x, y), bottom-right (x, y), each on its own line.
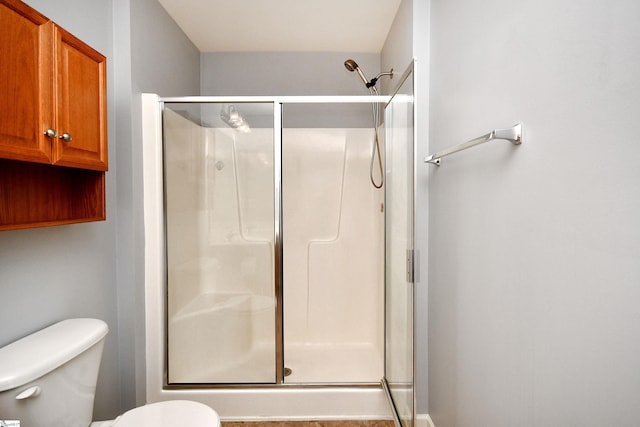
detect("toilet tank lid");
top-left (0, 318), bottom-right (108, 392)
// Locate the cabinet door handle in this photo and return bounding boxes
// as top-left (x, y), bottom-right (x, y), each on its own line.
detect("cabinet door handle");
top-left (44, 129), bottom-right (57, 138)
top-left (59, 133), bottom-right (73, 142)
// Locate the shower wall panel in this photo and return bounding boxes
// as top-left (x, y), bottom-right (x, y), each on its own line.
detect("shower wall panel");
top-left (164, 109), bottom-right (207, 312)
top-left (283, 128), bottom-right (384, 383)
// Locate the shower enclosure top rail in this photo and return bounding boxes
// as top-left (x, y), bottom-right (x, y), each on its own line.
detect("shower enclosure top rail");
top-left (160, 95), bottom-right (391, 104)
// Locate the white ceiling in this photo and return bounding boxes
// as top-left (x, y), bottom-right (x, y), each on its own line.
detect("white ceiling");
top-left (157, 0), bottom-right (402, 53)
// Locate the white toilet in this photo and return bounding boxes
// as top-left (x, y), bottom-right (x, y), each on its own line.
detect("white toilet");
top-left (0, 318), bottom-right (220, 427)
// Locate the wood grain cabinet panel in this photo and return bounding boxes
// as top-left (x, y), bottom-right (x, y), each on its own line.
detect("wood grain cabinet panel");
top-left (0, 159), bottom-right (105, 230)
top-left (0, 0), bottom-right (53, 163)
top-left (0, 0), bottom-right (107, 230)
top-left (53, 27), bottom-right (108, 170)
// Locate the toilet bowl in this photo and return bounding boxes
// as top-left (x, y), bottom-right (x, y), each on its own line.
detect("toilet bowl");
top-left (0, 319), bottom-right (220, 427)
top-left (94, 400), bottom-right (219, 427)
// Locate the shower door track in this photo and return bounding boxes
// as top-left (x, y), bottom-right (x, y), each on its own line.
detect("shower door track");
top-left (165, 382), bottom-right (383, 390)
top-left (159, 95), bottom-right (390, 387)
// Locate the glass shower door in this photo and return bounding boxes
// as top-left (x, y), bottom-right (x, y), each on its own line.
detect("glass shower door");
top-left (383, 62), bottom-right (415, 427)
top-left (163, 102), bottom-right (277, 384)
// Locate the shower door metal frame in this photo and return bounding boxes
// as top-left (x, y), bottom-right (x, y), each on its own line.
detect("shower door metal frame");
top-left (380, 59), bottom-right (417, 427)
top-left (160, 95), bottom-right (390, 387)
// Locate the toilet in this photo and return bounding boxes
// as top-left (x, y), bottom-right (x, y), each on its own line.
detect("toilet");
top-left (0, 318), bottom-right (220, 427)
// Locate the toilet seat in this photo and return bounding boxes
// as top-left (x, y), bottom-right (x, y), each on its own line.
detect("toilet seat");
top-left (111, 400), bottom-right (220, 427)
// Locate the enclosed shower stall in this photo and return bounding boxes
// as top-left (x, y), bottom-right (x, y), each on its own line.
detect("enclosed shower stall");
top-left (163, 100), bottom-right (384, 384)
top-left (141, 62), bottom-right (415, 424)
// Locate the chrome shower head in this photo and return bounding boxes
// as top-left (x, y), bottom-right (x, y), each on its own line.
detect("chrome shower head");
top-left (344, 59), bottom-right (358, 72)
top-left (344, 58), bottom-right (369, 88)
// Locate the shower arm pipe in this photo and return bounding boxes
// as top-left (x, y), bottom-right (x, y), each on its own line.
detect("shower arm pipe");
top-left (424, 123), bottom-right (523, 166)
top-left (367, 70), bottom-right (394, 89)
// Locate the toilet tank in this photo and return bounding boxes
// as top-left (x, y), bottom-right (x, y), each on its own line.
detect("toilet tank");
top-left (0, 319), bottom-right (108, 427)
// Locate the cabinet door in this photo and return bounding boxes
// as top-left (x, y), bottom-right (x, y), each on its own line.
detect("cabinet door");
top-left (53, 26), bottom-right (108, 171)
top-left (0, 0), bottom-right (54, 163)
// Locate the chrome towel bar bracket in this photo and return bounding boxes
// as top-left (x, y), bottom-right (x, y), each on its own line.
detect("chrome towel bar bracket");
top-left (425, 123), bottom-right (523, 166)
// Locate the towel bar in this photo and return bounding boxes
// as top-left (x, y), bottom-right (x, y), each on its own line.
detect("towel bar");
top-left (425, 123), bottom-right (522, 166)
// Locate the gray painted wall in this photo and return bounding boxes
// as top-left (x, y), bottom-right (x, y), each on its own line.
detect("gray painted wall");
top-left (381, 0), bottom-right (413, 97)
top-left (0, 0), bottom-right (199, 420)
top-left (131, 0), bottom-right (201, 97)
top-left (200, 52), bottom-right (380, 128)
top-left (125, 0), bottom-right (200, 410)
top-left (201, 52), bottom-right (380, 96)
top-left (428, 0), bottom-right (640, 425)
top-left (0, 0), bottom-right (120, 419)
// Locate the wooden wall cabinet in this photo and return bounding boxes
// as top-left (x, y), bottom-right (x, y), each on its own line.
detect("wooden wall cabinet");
top-left (0, 0), bottom-right (107, 231)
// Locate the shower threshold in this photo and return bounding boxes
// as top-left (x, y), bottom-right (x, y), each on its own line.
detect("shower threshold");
top-left (152, 384), bottom-right (391, 421)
